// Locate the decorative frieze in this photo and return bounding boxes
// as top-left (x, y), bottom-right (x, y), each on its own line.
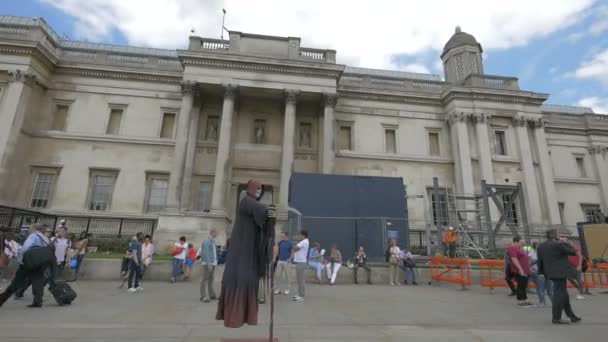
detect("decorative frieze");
top-left (285, 89), bottom-right (299, 105)
top-left (324, 93), bottom-right (337, 109)
top-left (8, 69), bottom-right (35, 83)
top-left (222, 84), bottom-right (238, 100)
top-left (469, 113), bottom-right (490, 124)
top-left (512, 116), bottom-right (527, 127)
top-left (527, 118), bottom-right (546, 129)
top-left (446, 112), bottom-right (468, 125)
top-left (180, 81), bottom-right (197, 95)
top-left (588, 145), bottom-right (606, 155)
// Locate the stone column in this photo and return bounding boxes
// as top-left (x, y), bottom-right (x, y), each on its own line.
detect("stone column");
top-left (513, 115), bottom-right (542, 224)
top-left (589, 145), bottom-right (608, 213)
top-left (321, 93), bottom-right (336, 174)
top-left (448, 113), bottom-right (475, 197)
top-left (530, 119), bottom-right (561, 224)
top-left (180, 99), bottom-right (201, 209)
top-left (0, 70), bottom-right (35, 197)
top-left (165, 81), bottom-right (196, 211)
top-left (279, 89), bottom-right (298, 210)
top-left (210, 84), bottom-right (237, 213)
top-left (472, 113), bottom-right (500, 222)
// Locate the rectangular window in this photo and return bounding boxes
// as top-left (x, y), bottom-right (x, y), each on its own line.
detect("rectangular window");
top-left (494, 130), bottom-right (507, 156)
top-left (502, 194), bottom-right (519, 224)
top-left (385, 129), bottom-right (397, 154)
top-left (197, 182), bottom-right (212, 211)
top-left (558, 202), bottom-right (566, 225)
top-left (88, 171), bottom-right (117, 211)
top-left (106, 109), bottom-right (123, 135)
top-left (428, 132), bottom-right (440, 156)
top-left (30, 173), bottom-right (54, 209)
top-left (337, 125), bottom-right (352, 151)
top-left (146, 177), bottom-right (168, 213)
top-left (581, 204), bottom-right (601, 222)
top-left (160, 113), bottom-right (176, 139)
top-left (253, 119), bottom-right (267, 144)
top-left (575, 157), bottom-right (587, 178)
top-left (298, 122), bottom-right (313, 148)
top-left (51, 104), bottom-right (69, 131)
top-left (430, 190), bottom-right (449, 226)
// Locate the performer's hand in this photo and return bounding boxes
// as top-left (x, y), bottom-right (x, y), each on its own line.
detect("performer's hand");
top-left (268, 205), bottom-right (277, 218)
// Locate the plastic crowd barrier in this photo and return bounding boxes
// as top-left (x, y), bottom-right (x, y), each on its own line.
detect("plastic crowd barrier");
top-left (429, 256), bottom-right (471, 290)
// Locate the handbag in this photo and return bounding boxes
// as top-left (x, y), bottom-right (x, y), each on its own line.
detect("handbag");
top-left (22, 235), bottom-right (54, 271)
top-left (171, 246), bottom-right (183, 256)
top-left (70, 257), bottom-right (79, 269)
top-left (389, 255), bottom-right (400, 265)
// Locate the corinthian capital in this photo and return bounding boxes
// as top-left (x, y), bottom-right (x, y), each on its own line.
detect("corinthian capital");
top-left (512, 116), bottom-right (527, 127)
top-left (446, 112), bottom-right (467, 125)
top-left (181, 81), bottom-right (198, 95)
top-left (527, 118), bottom-right (546, 129)
top-left (588, 145), bottom-right (605, 155)
top-left (285, 89), bottom-right (299, 105)
top-left (8, 69), bottom-right (35, 83)
top-left (222, 84), bottom-right (238, 100)
top-left (323, 93), bottom-right (337, 109)
top-left (469, 113), bottom-right (489, 124)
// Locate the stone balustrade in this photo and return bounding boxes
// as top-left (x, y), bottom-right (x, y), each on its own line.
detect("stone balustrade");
top-left (198, 37), bottom-right (229, 50)
top-left (463, 74), bottom-right (520, 90)
top-left (340, 73), bottom-right (445, 93)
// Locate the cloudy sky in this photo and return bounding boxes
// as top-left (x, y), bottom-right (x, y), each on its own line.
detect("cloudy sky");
top-left (5, 0), bottom-right (608, 113)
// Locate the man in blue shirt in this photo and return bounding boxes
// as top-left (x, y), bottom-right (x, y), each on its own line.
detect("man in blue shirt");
top-left (199, 229), bottom-right (218, 303)
top-left (0, 223), bottom-right (51, 308)
top-left (127, 233), bottom-right (144, 293)
top-left (273, 232), bottom-right (293, 295)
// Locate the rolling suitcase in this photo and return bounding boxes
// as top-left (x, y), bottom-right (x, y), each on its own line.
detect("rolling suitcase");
top-left (50, 281), bottom-right (77, 306)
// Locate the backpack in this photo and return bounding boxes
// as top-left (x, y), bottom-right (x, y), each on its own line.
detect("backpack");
top-left (22, 234), bottom-right (55, 271)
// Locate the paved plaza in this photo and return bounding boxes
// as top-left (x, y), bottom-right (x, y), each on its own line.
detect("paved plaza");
top-left (0, 280), bottom-right (606, 342)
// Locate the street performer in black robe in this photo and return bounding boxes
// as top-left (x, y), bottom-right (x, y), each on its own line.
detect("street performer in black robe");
top-left (216, 179), bottom-right (276, 328)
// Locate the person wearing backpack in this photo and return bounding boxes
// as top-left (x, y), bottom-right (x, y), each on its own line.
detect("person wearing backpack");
top-left (0, 223), bottom-right (53, 308)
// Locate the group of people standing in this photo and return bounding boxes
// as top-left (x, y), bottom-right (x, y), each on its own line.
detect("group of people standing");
top-left (505, 228), bottom-right (585, 324)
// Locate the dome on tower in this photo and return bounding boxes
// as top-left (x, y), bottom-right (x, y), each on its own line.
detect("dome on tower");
top-left (441, 26), bottom-right (482, 58)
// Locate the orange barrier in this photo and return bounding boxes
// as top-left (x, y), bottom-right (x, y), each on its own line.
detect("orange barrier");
top-left (478, 260), bottom-right (509, 290)
top-left (566, 261), bottom-right (596, 289)
top-left (429, 256), bottom-right (471, 289)
top-left (597, 263), bottom-right (608, 289)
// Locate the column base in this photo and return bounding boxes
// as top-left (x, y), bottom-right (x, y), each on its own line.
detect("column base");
top-left (155, 211), bottom-right (231, 253)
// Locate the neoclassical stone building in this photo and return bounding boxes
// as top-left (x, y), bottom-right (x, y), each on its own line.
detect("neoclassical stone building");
top-left (0, 16), bottom-right (606, 247)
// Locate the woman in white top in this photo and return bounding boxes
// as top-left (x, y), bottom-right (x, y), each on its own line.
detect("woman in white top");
top-left (388, 239), bottom-right (401, 286)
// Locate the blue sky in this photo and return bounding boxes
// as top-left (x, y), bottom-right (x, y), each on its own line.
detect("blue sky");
top-left (3, 0), bottom-right (608, 113)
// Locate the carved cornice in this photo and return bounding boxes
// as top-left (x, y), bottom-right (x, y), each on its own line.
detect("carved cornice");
top-left (56, 67), bottom-right (182, 84)
top-left (8, 69), bottom-right (36, 83)
top-left (285, 89), bottom-right (299, 105)
top-left (0, 45), bottom-right (56, 72)
top-left (324, 93), bottom-right (337, 109)
top-left (338, 90), bottom-right (442, 106)
top-left (180, 57), bottom-right (342, 79)
top-left (222, 84), bottom-right (238, 100)
top-left (442, 91), bottom-right (547, 106)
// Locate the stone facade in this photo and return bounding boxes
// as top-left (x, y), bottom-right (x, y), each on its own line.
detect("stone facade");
top-left (0, 17), bottom-right (607, 249)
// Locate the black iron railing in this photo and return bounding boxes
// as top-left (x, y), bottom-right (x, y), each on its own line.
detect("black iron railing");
top-left (0, 205), bottom-right (157, 239)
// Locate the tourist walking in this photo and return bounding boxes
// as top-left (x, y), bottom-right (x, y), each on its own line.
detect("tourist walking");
top-left (353, 246), bottom-right (372, 284)
top-left (183, 243), bottom-right (197, 281)
top-left (507, 236), bottom-right (533, 307)
top-left (325, 243), bottom-right (342, 285)
top-left (292, 230), bottom-right (309, 302)
top-left (274, 232), bottom-right (293, 295)
top-left (388, 239), bottom-right (401, 286)
top-left (199, 229), bottom-right (218, 303)
top-left (170, 236), bottom-right (187, 283)
top-left (525, 243), bottom-right (553, 306)
top-left (0, 224), bottom-right (53, 308)
top-left (307, 242), bottom-right (324, 283)
top-left (538, 228), bottom-right (581, 324)
top-left (565, 239), bottom-right (585, 300)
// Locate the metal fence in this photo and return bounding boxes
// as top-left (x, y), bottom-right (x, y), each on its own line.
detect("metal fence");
top-left (0, 205), bottom-right (157, 239)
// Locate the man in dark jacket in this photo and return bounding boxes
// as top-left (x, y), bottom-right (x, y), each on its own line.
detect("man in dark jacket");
top-left (537, 228), bottom-right (581, 324)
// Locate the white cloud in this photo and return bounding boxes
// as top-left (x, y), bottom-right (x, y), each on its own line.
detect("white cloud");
top-left (567, 3), bottom-right (608, 42)
top-left (577, 96), bottom-right (608, 113)
top-left (573, 49), bottom-right (608, 81)
top-left (41, 0), bottom-right (595, 70)
top-left (398, 63), bottom-right (431, 74)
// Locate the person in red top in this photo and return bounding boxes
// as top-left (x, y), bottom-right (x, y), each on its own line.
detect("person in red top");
top-left (564, 238), bottom-right (586, 300)
top-left (183, 243), bottom-right (197, 281)
top-left (506, 235), bottom-right (533, 307)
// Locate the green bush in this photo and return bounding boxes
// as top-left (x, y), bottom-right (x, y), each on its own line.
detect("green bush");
top-left (89, 238), bottom-right (130, 253)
